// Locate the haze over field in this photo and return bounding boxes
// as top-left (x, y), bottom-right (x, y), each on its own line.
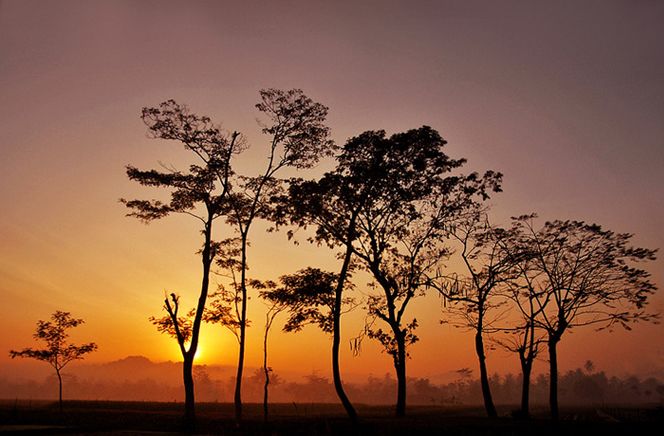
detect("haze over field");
top-left (1, 0), bottom-right (663, 401)
top-left (3, 355), bottom-right (662, 406)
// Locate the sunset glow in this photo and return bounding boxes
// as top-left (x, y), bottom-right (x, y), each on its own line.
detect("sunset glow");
top-left (0, 0), bottom-right (662, 413)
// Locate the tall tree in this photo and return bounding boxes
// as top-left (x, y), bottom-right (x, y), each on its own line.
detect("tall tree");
top-left (121, 100), bottom-right (240, 429)
top-left (351, 129), bottom-right (501, 417)
top-left (512, 216), bottom-right (658, 420)
top-left (286, 127), bottom-right (501, 417)
top-left (281, 170), bottom-right (374, 422)
top-left (224, 89), bottom-right (334, 423)
top-left (9, 311), bottom-right (97, 412)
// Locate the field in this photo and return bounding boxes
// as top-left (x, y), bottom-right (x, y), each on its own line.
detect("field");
top-left (1, 401), bottom-right (662, 435)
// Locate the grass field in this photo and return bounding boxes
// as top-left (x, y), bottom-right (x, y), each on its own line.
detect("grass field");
top-left (1, 400), bottom-right (662, 435)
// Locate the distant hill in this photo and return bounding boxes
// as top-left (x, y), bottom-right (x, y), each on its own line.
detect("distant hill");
top-left (0, 355), bottom-right (237, 384)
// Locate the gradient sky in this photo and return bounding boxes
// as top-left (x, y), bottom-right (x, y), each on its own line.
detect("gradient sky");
top-left (1, 0), bottom-right (663, 383)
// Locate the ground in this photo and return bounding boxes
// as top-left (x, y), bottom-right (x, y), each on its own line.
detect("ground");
top-left (0, 401), bottom-right (662, 435)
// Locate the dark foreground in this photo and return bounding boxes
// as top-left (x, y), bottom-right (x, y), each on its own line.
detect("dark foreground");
top-left (1, 401), bottom-right (662, 435)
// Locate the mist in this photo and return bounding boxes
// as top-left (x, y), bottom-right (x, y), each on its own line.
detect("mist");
top-left (2, 356), bottom-right (662, 407)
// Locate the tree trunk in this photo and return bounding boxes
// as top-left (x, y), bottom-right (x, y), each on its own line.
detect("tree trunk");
top-left (548, 337), bottom-right (560, 421)
top-left (182, 215), bottom-right (213, 431)
top-left (332, 242), bottom-right (358, 423)
top-left (263, 367), bottom-right (269, 424)
top-left (394, 333), bottom-right (407, 417)
top-left (263, 319), bottom-right (270, 423)
top-left (183, 355), bottom-right (195, 431)
top-left (56, 369), bottom-right (63, 413)
top-left (234, 234), bottom-right (249, 424)
top-left (475, 328), bottom-right (497, 418)
top-left (519, 353), bottom-right (532, 418)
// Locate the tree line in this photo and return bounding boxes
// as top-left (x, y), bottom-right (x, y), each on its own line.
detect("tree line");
top-left (4, 361), bottom-right (662, 407)
top-left (119, 89), bottom-right (657, 429)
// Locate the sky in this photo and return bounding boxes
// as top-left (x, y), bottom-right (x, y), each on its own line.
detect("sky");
top-left (1, 0), bottom-right (663, 385)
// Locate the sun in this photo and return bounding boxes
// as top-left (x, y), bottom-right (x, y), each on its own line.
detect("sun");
top-left (194, 345), bottom-right (204, 362)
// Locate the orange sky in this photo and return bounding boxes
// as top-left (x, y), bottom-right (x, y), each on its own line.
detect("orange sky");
top-left (1, 0), bottom-right (663, 383)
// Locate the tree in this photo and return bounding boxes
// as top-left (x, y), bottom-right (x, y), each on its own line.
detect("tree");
top-left (281, 157), bottom-right (378, 423)
top-left (121, 99), bottom-right (240, 429)
top-left (259, 268), bottom-right (347, 422)
top-left (495, 281), bottom-right (546, 418)
top-left (429, 212), bottom-right (518, 418)
top-left (235, 278), bottom-right (280, 424)
top-left (260, 294), bottom-right (283, 424)
top-left (261, 268), bottom-right (354, 334)
top-left (512, 216), bottom-right (658, 420)
top-left (285, 127), bottom-right (501, 417)
top-left (347, 128), bottom-right (455, 417)
top-left (9, 311), bottom-right (97, 412)
top-left (223, 89), bottom-right (334, 423)
top-left (346, 128), bottom-right (501, 417)
top-left (492, 220), bottom-right (548, 419)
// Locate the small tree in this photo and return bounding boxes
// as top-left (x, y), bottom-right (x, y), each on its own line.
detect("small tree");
top-left (494, 222), bottom-right (548, 419)
top-left (260, 292), bottom-right (284, 424)
top-left (260, 268), bottom-right (353, 420)
top-left (494, 291), bottom-right (546, 418)
top-left (10, 311), bottom-right (97, 412)
top-left (261, 268), bottom-right (347, 333)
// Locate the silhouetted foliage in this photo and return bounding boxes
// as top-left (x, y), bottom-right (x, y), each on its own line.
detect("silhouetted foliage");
top-left (430, 211), bottom-right (523, 418)
top-left (343, 127), bottom-right (502, 416)
top-left (222, 88), bottom-right (335, 423)
top-left (492, 218), bottom-right (549, 418)
top-left (262, 268), bottom-right (352, 333)
top-left (9, 311), bottom-right (97, 411)
top-left (509, 215), bottom-right (658, 420)
top-left (259, 268), bottom-right (354, 422)
top-left (280, 126), bottom-right (501, 418)
top-left (149, 293), bottom-right (196, 356)
top-left (122, 99), bottom-right (241, 429)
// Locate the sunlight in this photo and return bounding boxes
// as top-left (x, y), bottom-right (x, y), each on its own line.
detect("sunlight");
top-left (193, 345), bottom-right (203, 363)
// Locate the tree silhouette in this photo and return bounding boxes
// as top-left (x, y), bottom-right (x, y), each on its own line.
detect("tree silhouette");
top-left (260, 291), bottom-right (283, 424)
top-left (492, 220), bottom-right (548, 419)
top-left (281, 159), bottom-right (376, 422)
top-left (430, 212), bottom-right (519, 418)
top-left (258, 268), bottom-right (348, 422)
top-left (496, 290), bottom-right (546, 419)
top-left (512, 215), bottom-right (658, 420)
top-left (121, 99), bottom-right (240, 429)
top-left (223, 89), bottom-right (334, 423)
top-left (148, 292), bottom-right (195, 361)
top-left (9, 311), bottom-right (97, 412)
top-left (348, 128), bottom-right (500, 417)
top-left (261, 268), bottom-right (351, 334)
top-left (284, 126), bottom-right (500, 418)
top-left (204, 236), bottom-right (246, 346)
